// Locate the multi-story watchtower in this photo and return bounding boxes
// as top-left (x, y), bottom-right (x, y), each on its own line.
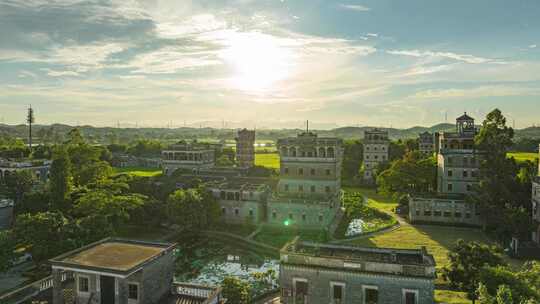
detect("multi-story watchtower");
top-left (363, 129), bottom-right (389, 182)
top-left (267, 131), bottom-right (343, 229)
top-left (419, 131), bottom-right (435, 156)
top-left (437, 113), bottom-right (481, 195)
top-left (235, 129), bottom-right (255, 168)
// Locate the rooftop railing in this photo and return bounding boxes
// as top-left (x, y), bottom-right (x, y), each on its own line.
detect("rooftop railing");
top-left (0, 272), bottom-right (72, 304)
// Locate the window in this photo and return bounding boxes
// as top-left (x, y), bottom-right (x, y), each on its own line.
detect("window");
top-left (272, 211), bottom-right (277, 219)
top-left (311, 186), bottom-right (316, 193)
top-left (331, 282), bottom-right (345, 304)
top-left (302, 213), bottom-right (306, 221)
top-left (234, 208), bottom-right (239, 216)
top-left (374, 155), bottom-right (378, 159)
top-left (294, 279), bottom-right (308, 304)
top-left (465, 212), bottom-right (471, 219)
top-left (326, 169), bottom-right (331, 176)
top-left (424, 210), bottom-right (432, 216)
top-left (310, 168), bottom-right (316, 175)
top-left (289, 213), bottom-right (294, 220)
top-left (415, 210), bottom-right (420, 216)
top-left (249, 209), bottom-right (254, 217)
top-left (128, 283), bottom-right (139, 301)
top-left (448, 170), bottom-right (453, 177)
top-left (366, 155), bottom-right (370, 159)
top-left (363, 286), bottom-right (378, 304)
top-left (222, 207), bottom-right (226, 215)
top-left (463, 171), bottom-right (468, 178)
top-left (78, 276), bottom-right (89, 293)
top-left (298, 168), bottom-right (304, 175)
top-left (448, 157), bottom-right (453, 164)
top-left (284, 168), bottom-right (289, 174)
top-left (444, 211), bottom-right (452, 217)
top-left (299, 185), bottom-right (304, 192)
top-left (434, 211), bottom-right (442, 217)
top-left (447, 183), bottom-right (453, 191)
top-left (471, 170), bottom-right (477, 177)
top-left (466, 184), bottom-right (472, 191)
top-left (403, 289), bottom-right (418, 304)
top-left (455, 212), bottom-right (462, 218)
top-left (325, 186), bottom-right (331, 193)
top-left (319, 214), bottom-right (323, 222)
top-left (284, 184), bottom-right (289, 192)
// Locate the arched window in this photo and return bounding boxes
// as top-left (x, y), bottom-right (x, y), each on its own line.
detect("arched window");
top-left (318, 147), bottom-right (326, 158)
top-left (291, 147), bottom-right (297, 157)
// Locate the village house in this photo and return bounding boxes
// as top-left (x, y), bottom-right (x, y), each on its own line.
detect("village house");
top-left (268, 131), bottom-right (344, 230)
top-left (279, 238), bottom-right (436, 304)
top-left (0, 238), bottom-right (224, 304)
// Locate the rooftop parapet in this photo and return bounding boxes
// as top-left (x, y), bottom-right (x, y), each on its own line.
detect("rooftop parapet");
top-left (280, 238), bottom-right (436, 278)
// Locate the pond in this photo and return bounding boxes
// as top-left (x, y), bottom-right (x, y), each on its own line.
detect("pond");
top-left (174, 238), bottom-right (279, 296)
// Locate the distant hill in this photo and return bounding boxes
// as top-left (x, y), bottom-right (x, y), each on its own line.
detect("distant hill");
top-left (0, 122), bottom-right (538, 144)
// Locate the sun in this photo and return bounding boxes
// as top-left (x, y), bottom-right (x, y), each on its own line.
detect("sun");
top-left (221, 32), bottom-right (292, 92)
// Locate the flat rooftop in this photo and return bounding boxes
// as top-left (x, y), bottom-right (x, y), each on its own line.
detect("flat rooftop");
top-left (282, 239), bottom-right (435, 267)
top-left (50, 238), bottom-right (176, 275)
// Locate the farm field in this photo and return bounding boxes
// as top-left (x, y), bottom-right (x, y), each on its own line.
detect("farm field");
top-left (507, 152), bottom-right (539, 163)
top-left (255, 153), bottom-right (280, 169)
top-left (113, 166), bottom-right (162, 177)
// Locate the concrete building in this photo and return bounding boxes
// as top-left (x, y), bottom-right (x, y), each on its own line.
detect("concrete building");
top-left (161, 141), bottom-right (215, 175)
top-left (45, 238), bottom-right (223, 304)
top-left (418, 132), bottom-right (435, 156)
top-left (0, 198), bottom-right (14, 230)
top-left (207, 180), bottom-right (270, 225)
top-left (532, 145), bottom-right (540, 245)
top-left (409, 113), bottom-right (482, 226)
top-left (437, 113), bottom-right (481, 195)
top-left (279, 238), bottom-right (436, 304)
top-left (0, 158), bottom-right (51, 184)
top-left (268, 132), bottom-right (344, 230)
top-left (235, 129), bottom-right (255, 168)
top-left (363, 129), bottom-right (390, 182)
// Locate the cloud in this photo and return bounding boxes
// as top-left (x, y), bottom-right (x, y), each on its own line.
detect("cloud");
top-left (387, 49), bottom-right (494, 64)
top-left (338, 4), bottom-right (371, 12)
top-left (412, 86), bottom-right (540, 99)
top-left (530, 44), bottom-right (537, 49)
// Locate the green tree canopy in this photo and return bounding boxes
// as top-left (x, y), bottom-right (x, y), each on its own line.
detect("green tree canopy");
top-left (49, 147), bottom-right (73, 211)
top-left (221, 276), bottom-right (251, 304)
top-left (442, 239), bottom-right (505, 303)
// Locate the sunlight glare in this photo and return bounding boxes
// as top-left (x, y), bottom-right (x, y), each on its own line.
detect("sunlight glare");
top-left (221, 32), bottom-right (293, 92)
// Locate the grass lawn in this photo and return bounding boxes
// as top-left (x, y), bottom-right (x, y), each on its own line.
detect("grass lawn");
top-left (334, 190), bottom-right (398, 239)
top-left (113, 166), bottom-right (162, 177)
top-left (435, 290), bottom-right (471, 304)
top-left (253, 226), bottom-right (327, 248)
top-left (348, 224), bottom-right (492, 272)
top-left (507, 152), bottom-right (539, 163)
top-left (255, 153), bottom-right (280, 169)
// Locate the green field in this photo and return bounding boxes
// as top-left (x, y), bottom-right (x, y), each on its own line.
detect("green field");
top-left (255, 153), bottom-right (280, 169)
top-left (113, 167), bottom-right (162, 177)
top-left (435, 290), bottom-right (471, 304)
top-left (507, 152), bottom-right (539, 163)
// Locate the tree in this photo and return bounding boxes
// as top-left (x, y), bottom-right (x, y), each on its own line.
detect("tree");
top-left (65, 128), bottom-right (85, 145)
top-left (49, 147), bottom-right (73, 211)
top-left (377, 151), bottom-right (437, 198)
top-left (74, 189), bottom-right (145, 229)
top-left (471, 109), bottom-right (528, 238)
top-left (3, 170), bottom-right (34, 203)
top-left (0, 230), bottom-right (16, 272)
top-left (15, 191), bottom-right (50, 215)
top-left (167, 189), bottom-right (206, 232)
top-left (13, 211), bottom-right (72, 263)
top-left (478, 265), bottom-right (539, 303)
top-left (342, 140), bottom-right (363, 181)
top-left (221, 276), bottom-right (250, 304)
top-left (442, 239), bottom-right (505, 303)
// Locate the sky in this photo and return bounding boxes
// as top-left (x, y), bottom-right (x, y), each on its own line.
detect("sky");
top-left (0, 0), bottom-right (539, 129)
